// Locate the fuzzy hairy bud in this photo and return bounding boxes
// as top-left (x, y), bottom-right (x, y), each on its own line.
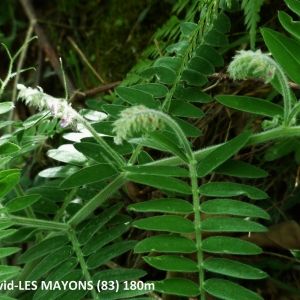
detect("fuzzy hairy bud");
top-left (228, 50), bottom-right (276, 83)
top-left (112, 105), bottom-right (164, 145)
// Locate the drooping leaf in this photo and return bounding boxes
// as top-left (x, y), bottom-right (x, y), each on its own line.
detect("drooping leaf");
top-left (204, 258), bottom-right (267, 279)
top-left (133, 216), bottom-right (195, 234)
top-left (27, 246), bottom-right (74, 281)
top-left (201, 217), bottom-right (267, 232)
top-left (127, 198), bottom-right (193, 214)
top-left (202, 236), bottom-right (262, 255)
top-left (204, 278), bottom-right (263, 300)
top-left (134, 235), bottom-right (196, 253)
top-left (0, 266), bottom-right (21, 282)
top-left (199, 182), bottom-right (268, 199)
top-left (200, 199), bottom-right (270, 219)
top-left (78, 203), bottom-right (123, 245)
top-left (216, 95), bottom-right (284, 118)
top-left (87, 241), bottom-right (137, 269)
top-left (82, 222), bottom-right (131, 256)
top-left (144, 255), bottom-right (198, 272)
top-left (154, 278), bottom-right (200, 297)
top-left (18, 235), bottom-right (69, 263)
top-left (198, 131), bottom-right (252, 177)
top-left (147, 131), bottom-right (189, 163)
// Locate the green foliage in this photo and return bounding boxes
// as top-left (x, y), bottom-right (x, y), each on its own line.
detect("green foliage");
top-left (241, 0), bottom-right (265, 50)
top-left (2, 0), bottom-right (300, 299)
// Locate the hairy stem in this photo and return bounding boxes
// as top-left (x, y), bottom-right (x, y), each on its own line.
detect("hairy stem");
top-left (68, 174), bottom-right (127, 228)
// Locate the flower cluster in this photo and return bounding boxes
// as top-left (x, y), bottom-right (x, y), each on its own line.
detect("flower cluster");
top-left (112, 105), bottom-right (164, 145)
top-left (17, 84), bottom-right (78, 130)
top-left (228, 50), bottom-right (276, 83)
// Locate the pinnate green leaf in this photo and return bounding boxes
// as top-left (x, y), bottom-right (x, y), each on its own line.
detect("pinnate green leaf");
top-left (203, 258), bottom-right (267, 279)
top-left (126, 174), bottom-right (191, 194)
top-left (166, 41), bottom-right (189, 56)
top-left (154, 278), bottom-right (200, 297)
top-left (200, 199), bottom-right (270, 219)
top-left (216, 95), bottom-right (284, 117)
top-left (204, 278), bottom-right (263, 300)
top-left (6, 195), bottom-right (41, 212)
top-left (204, 30), bottom-right (228, 47)
top-left (27, 246), bottom-right (74, 281)
top-left (78, 203), bottom-right (123, 245)
top-left (213, 13), bottom-right (231, 33)
top-left (144, 255), bottom-right (198, 272)
top-left (18, 235), bottom-right (69, 263)
top-left (133, 216), bottom-right (195, 234)
top-left (115, 87), bottom-right (159, 109)
top-left (279, 11), bottom-right (300, 40)
top-left (127, 198), bottom-right (193, 214)
top-left (0, 143), bottom-right (20, 155)
top-left (198, 131), bottom-right (251, 177)
top-left (134, 235), bottom-right (196, 253)
top-left (202, 236), bottom-right (262, 255)
top-left (169, 100), bottom-right (204, 118)
top-left (174, 84), bottom-right (212, 102)
top-left (87, 240), bottom-right (137, 269)
top-left (199, 182), bottom-right (268, 199)
top-left (139, 67), bottom-right (176, 84)
top-left (214, 159), bottom-right (268, 178)
top-left (131, 83), bottom-right (168, 98)
top-left (188, 56), bottom-right (215, 75)
top-left (0, 102), bottom-right (14, 115)
top-left (201, 217), bottom-right (267, 232)
top-left (261, 28), bottom-right (300, 86)
top-left (196, 44), bottom-right (224, 67)
top-left (123, 165), bottom-right (189, 177)
top-left (180, 22), bottom-right (197, 37)
top-left (38, 165), bottom-right (79, 178)
top-left (0, 247), bottom-right (20, 259)
top-left (181, 69), bottom-right (208, 86)
top-left (0, 266), bottom-right (21, 282)
top-left (60, 164), bottom-right (118, 189)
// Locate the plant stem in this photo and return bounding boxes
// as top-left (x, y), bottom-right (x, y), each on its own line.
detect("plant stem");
top-left (75, 113), bottom-right (125, 167)
top-left (2, 215), bottom-right (70, 231)
top-left (190, 159), bottom-right (205, 299)
top-left (54, 188), bottom-right (77, 221)
top-left (69, 230), bottom-right (99, 300)
top-left (68, 174), bottom-right (127, 228)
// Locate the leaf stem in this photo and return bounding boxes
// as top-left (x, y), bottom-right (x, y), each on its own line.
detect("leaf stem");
top-left (68, 173), bottom-right (127, 228)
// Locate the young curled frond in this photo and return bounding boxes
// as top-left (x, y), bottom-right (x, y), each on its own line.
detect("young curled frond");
top-left (228, 50), bottom-right (276, 83)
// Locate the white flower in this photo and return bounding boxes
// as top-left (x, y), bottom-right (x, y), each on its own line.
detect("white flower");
top-left (17, 84), bottom-right (78, 129)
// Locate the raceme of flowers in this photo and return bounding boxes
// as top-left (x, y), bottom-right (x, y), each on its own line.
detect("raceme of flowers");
top-left (17, 84), bottom-right (78, 129)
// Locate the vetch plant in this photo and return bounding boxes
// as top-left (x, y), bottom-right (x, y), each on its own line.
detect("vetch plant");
top-left (2, 0), bottom-right (300, 299)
